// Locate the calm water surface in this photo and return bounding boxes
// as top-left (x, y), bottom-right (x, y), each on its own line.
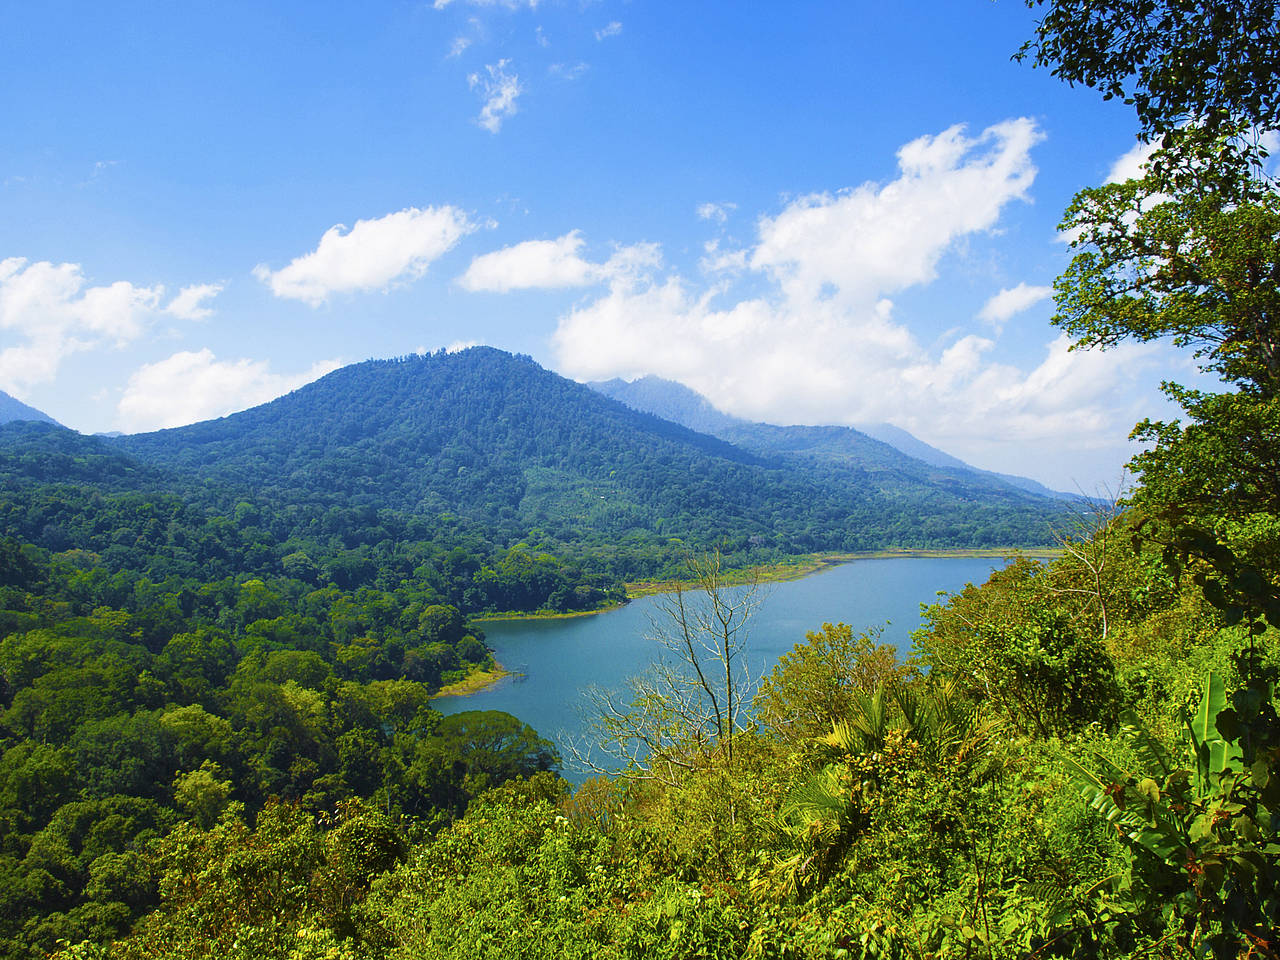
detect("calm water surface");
top-left (435, 557), bottom-right (1003, 761)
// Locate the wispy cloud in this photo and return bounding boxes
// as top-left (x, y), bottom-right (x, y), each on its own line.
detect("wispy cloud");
top-left (549, 61), bottom-right (589, 81)
top-left (977, 282), bottom-right (1052, 331)
top-left (469, 60), bottom-right (522, 133)
top-left (595, 21), bottom-right (622, 41)
top-left (434, 0), bottom-right (540, 8)
top-left (697, 202), bottom-right (736, 223)
top-left (165, 282), bottom-right (224, 321)
top-left (253, 206), bottom-right (476, 306)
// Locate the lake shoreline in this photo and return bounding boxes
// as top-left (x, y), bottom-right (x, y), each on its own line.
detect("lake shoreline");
top-left (455, 549), bottom-right (1058, 698)
top-left (432, 661), bottom-right (515, 699)
top-left (475, 546), bottom-right (1061, 623)
top-left (624, 546), bottom-right (1059, 598)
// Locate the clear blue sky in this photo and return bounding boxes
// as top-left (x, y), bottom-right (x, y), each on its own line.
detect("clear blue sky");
top-left (1, 0), bottom-right (1189, 490)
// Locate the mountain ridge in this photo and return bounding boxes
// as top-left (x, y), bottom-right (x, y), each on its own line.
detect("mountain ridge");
top-left (105, 348), bottom-right (1065, 561)
top-left (589, 375), bottom-right (1080, 501)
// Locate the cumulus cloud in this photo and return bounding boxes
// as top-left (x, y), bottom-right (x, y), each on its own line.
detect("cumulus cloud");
top-left (977, 282), bottom-right (1053, 330)
top-left (458, 231), bottom-right (659, 291)
top-left (549, 118), bottom-right (1158, 486)
top-left (0, 257), bottom-right (163, 396)
top-left (469, 60), bottom-right (521, 133)
top-left (595, 21), bottom-right (622, 40)
top-left (253, 206), bottom-right (476, 306)
top-left (116, 349), bottom-right (341, 432)
top-left (165, 282), bottom-right (224, 321)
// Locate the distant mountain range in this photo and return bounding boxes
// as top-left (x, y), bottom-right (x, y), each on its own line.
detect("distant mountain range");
top-left (0, 390), bottom-right (59, 427)
top-left (589, 375), bottom-right (1080, 501)
top-left (0, 349), bottom-right (1069, 576)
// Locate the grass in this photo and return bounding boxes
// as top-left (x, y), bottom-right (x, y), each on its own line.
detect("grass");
top-left (432, 661), bottom-right (514, 698)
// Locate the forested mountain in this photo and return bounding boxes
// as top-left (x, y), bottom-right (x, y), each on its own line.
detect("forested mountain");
top-left (591, 374), bottom-right (1079, 501)
top-left (0, 390), bottom-right (58, 427)
top-left (110, 347), bottom-right (1064, 564)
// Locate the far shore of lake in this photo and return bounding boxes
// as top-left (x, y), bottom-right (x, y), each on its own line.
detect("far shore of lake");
top-left (469, 545), bottom-right (1061, 628)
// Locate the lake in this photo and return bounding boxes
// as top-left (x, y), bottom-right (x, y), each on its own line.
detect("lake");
top-left (434, 556), bottom-right (1004, 770)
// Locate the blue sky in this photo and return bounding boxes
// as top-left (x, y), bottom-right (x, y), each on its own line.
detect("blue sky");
top-left (1, 1), bottom-right (1193, 489)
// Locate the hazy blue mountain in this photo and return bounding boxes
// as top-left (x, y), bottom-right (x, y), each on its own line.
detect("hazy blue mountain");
top-left (0, 390), bottom-right (59, 427)
top-left (111, 348), bottom-right (1065, 554)
top-left (590, 375), bottom-right (1081, 501)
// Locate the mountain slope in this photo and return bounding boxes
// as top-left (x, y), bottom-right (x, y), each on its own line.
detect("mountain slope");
top-left (591, 375), bottom-right (1080, 501)
top-left (0, 390), bottom-right (59, 427)
top-left (109, 348), bottom-right (1064, 558)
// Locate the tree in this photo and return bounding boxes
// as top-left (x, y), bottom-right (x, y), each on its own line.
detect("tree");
top-left (1033, 1), bottom-right (1280, 533)
top-left (573, 552), bottom-right (761, 783)
top-left (1020, 0), bottom-right (1280, 194)
top-left (753, 622), bottom-right (905, 745)
top-left (1021, 3), bottom-right (1280, 953)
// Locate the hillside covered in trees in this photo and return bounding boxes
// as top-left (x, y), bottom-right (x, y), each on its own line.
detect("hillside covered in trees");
top-left (108, 347), bottom-right (1065, 563)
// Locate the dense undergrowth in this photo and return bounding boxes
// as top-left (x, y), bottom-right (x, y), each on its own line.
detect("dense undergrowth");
top-left (38, 505), bottom-right (1280, 959)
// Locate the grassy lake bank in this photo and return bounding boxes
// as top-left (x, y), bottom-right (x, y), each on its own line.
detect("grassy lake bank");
top-left (432, 662), bottom-right (514, 698)
top-left (623, 546), bottom-right (1061, 598)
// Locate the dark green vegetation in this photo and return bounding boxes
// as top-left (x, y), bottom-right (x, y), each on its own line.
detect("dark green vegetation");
top-left (109, 347), bottom-right (1064, 570)
top-left (0, 419), bottom-right (623, 615)
top-left (0, 535), bottom-right (563, 957)
top-left (0, 349), bottom-right (1064, 604)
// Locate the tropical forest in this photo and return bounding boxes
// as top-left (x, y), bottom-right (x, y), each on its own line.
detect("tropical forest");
top-left (0, 1), bottom-right (1278, 958)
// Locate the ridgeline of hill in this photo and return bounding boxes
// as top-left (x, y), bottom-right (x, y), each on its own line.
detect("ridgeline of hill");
top-left (109, 348), bottom-right (1066, 562)
top-left (590, 374), bottom-right (1080, 501)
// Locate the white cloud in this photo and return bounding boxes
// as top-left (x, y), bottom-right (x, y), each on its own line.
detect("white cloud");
top-left (445, 339), bottom-right (481, 353)
top-left (469, 60), bottom-right (521, 133)
top-left (550, 118), bottom-right (1159, 487)
top-left (977, 282), bottom-right (1052, 330)
top-left (458, 231), bottom-right (660, 291)
top-left (1107, 140), bottom-right (1159, 183)
top-left (595, 21), bottom-right (622, 41)
top-left (165, 282), bottom-right (224, 321)
top-left (750, 119), bottom-right (1042, 304)
top-left (697, 202), bottom-right (736, 223)
top-left (116, 349), bottom-right (341, 432)
top-left (253, 206), bottom-right (476, 306)
top-left (448, 35), bottom-right (472, 57)
top-left (0, 257), bottom-right (163, 396)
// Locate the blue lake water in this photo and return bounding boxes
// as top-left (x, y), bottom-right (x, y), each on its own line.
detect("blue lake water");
top-left (434, 557), bottom-right (1004, 763)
